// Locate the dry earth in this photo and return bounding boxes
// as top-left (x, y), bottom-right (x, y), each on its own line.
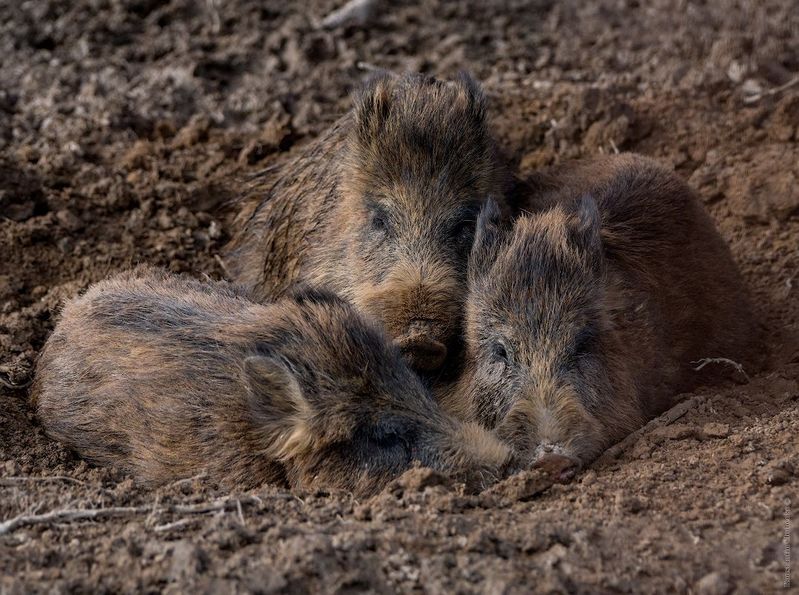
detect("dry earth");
top-left (1, 0), bottom-right (798, 592)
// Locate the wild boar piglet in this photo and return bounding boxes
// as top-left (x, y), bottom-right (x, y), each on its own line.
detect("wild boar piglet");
top-left (457, 155), bottom-right (760, 480)
top-left (226, 72), bottom-right (512, 375)
top-left (33, 267), bottom-right (513, 495)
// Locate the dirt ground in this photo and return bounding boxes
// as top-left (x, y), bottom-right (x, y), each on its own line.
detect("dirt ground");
top-left (1, 0), bottom-right (798, 592)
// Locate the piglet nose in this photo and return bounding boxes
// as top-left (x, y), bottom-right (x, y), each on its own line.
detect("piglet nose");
top-left (532, 453), bottom-right (580, 483)
top-left (396, 320), bottom-right (448, 372)
top-left (399, 336), bottom-right (447, 372)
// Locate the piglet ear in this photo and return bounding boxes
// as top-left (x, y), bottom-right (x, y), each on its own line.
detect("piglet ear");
top-left (352, 71), bottom-right (396, 140)
top-left (453, 71), bottom-right (487, 121)
top-left (244, 356), bottom-right (311, 459)
top-left (567, 194), bottom-right (602, 258)
top-left (469, 197), bottom-right (502, 280)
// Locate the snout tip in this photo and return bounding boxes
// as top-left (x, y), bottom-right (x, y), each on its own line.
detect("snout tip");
top-left (532, 452), bottom-right (581, 483)
top-left (398, 336), bottom-right (448, 372)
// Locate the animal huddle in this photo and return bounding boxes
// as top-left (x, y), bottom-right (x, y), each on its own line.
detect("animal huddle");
top-left (33, 73), bottom-right (760, 496)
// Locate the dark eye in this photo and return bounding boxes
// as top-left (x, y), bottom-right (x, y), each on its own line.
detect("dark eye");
top-left (371, 211), bottom-right (387, 231)
top-left (490, 341), bottom-right (509, 365)
top-left (367, 202), bottom-right (390, 234)
top-left (451, 219), bottom-right (476, 243)
top-left (571, 324), bottom-right (597, 361)
top-left (373, 430), bottom-right (404, 450)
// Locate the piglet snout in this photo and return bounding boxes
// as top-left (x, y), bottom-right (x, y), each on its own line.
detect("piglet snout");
top-left (532, 453), bottom-right (580, 482)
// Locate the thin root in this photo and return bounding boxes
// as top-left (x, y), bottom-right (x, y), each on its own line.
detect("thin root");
top-left (742, 75), bottom-right (799, 104)
top-left (0, 495), bottom-right (269, 536)
top-left (595, 395), bottom-right (703, 466)
top-left (692, 357), bottom-right (750, 382)
top-left (0, 374), bottom-right (32, 390)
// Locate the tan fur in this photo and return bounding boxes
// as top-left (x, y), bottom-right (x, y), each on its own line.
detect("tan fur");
top-left (453, 154), bottom-right (762, 470)
top-left (32, 267), bottom-right (513, 495)
top-left (225, 73), bottom-right (513, 374)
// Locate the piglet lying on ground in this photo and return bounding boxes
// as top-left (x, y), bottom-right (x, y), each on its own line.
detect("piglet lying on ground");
top-left (452, 155), bottom-right (761, 480)
top-left (33, 267), bottom-right (513, 496)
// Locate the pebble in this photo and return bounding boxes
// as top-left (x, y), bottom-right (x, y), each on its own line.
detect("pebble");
top-left (56, 209), bottom-right (84, 232)
top-left (695, 571), bottom-right (731, 595)
top-left (702, 422), bottom-right (730, 439)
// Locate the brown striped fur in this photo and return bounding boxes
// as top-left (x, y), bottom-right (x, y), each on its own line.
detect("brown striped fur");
top-left (452, 154), bottom-right (762, 476)
top-left (225, 72), bottom-right (512, 375)
top-left (32, 267), bottom-right (513, 495)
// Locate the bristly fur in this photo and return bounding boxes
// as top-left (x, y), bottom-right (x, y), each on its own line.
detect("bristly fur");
top-left (32, 266), bottom-right (513, 495)
top-left (225, 72), bottom-right (513, 376)
top-left (453, 154), bottom-right (763, 469)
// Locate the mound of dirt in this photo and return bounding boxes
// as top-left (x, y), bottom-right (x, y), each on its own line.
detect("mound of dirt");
top-left (1, 0), bottom-right (797, 591)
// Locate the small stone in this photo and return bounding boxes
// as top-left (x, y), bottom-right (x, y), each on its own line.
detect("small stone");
top-left (168, 541), bottom-right (207, 582)
top-left (2, 196), bottom-right (35, 221)
top-left (172, 115), bottom-right (211, 149)
top-left (120, 140), bottom-right (151, 170)
top-left (695, 571), bottom-right (731, 595)
top-left (3, 460), bottom-right (20, 474)
top-left (56, 209), bottom-right (84, 232)
top-left (765, 460), bottom-right (795, 486)
top-left (157, 212), bottom-right (174, 230)
top-left (702, 422), bottom-right (730, 439)
top-left (741, 78), bottom-right (763, 97)
top-left (208, 220), bottom-right (221, 240)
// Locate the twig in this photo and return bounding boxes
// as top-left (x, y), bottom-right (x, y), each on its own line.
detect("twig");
top-left (0, 506), bottom-right (146, 536)
top-left (0, 476), bottom-right (87, 487)
top-left (321, 0), bottom-right (378, 29)
top-left (692, 357), bottom-right (750, 382)
top-left (236, 498), bottom-right (246, 526)
top-left (214, 254), bottom-right (232, 280)
top-left (594, 396), bottom-right (702, 466)
top-left (742, 75), bottom-right (799, 104)
top-left (0, 374), bottom-right (32, 390)
top-left (0, 495), bottom-right (267, 536)
top-left (0, 476), bottom-right (117, 498)
top-left (153, 518), bottom-right (198, 533)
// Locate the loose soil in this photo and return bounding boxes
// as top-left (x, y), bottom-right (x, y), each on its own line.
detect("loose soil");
top-left (1, 1), bottom-right (797, 592)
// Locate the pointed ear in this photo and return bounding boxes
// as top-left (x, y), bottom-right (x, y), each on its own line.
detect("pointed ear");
top-left (454, 71), bottom-right (487, 121)
top-left (352, 72), bottom-right (396, 141)
top-left (469, 197), bottom-right (502, 280)
top-left (566, 194), bottom-right (602, 262)
top-left (244, 355), bottom-right (309, 428)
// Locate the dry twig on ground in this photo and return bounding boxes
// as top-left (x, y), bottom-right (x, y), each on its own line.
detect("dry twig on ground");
top-left (692, 357), bottom-right (750, 382)
top-left (594, 395), bottom-right (704, 466)
top-left (0, 494), bottom-right (289, 537)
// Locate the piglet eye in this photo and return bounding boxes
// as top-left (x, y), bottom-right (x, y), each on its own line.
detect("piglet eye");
top-left (371, 212), bottom-right (387, 231)
top-left (571, 324), bottom-right (597, 360)
top-left (451, 220), bottom-right (475, 242)
top-left (374, 431), bottom-right (403, 450)
top-left (490, 341), bottom-right (509, 365)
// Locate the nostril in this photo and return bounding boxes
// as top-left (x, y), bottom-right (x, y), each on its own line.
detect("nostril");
top-left (532, 453), bottom-right (580, 483)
